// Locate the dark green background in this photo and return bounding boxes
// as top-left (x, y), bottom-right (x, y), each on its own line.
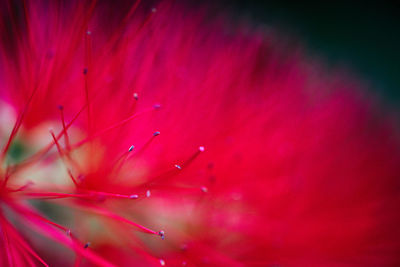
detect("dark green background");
top-left (223, 1), bottom-right (400, 105)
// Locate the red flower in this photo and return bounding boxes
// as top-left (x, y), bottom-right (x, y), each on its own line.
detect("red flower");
top-left (1, 0), bottom-right (400, 266)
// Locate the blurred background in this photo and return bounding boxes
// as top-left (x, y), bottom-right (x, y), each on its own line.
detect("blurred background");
top-left (218, 1), bottom-right (400, 105)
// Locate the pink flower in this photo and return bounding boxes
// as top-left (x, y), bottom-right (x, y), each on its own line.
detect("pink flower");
top-left (0, 0), bottom-right (400, 266)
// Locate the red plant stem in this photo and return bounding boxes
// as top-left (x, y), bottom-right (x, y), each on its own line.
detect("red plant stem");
top-left (71, 106), bottom-right (157, 149)
top-left (68, 170), bottom-right (79, 187)
top-left (57, 201), bottom-right (159, 236)
top-left (50, 130), bottom-right (64, 158)
top-left (7, 102), bottom-right (88, 176)
top-left (7, 201), bottom-right (117, 267)
top-left (22, 191), bottom-right (139, 200)
top-left (102, 0), bottom-right (142, 53)
top-left (0, 82), bottom-right (39, 166)
top-left (88, 205), bottom-right (159, 235)
top-left (59, 106), bottom-right (71, 151)
top-left (0, 216), bottom-right (15, 267)
top-left (4, 219), bottom-right (49, 267)
top-left (84, 29), bottom-right (92, 135)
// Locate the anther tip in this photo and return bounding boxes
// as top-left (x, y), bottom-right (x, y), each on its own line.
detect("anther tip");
top-left (128, 145), bottom-right (135, 152)
top-left (201, 186), bottom-right (208, 193)
top-left (174, 164), bottom-right (182, 170)
top-left (159, 259), bottom-right (165, 266)
top-left (84, 242), bottom-right (91, 249)
top-left (58, 105), bottom-right (64, 110)
top-left (129, 194), bottom-right (139, 199)
top-left (198, 146), bottom-right (205, 152)
top-left (153, 104), bottom-right (161, 109)
top-left (153, 131), bottom-right (161, 136)
top-left (146, 190), bottom-right (151, 197)
top-left (83, 68), bottom-right (88, 75)
top-left (158, 230), bottom-right (165, 240)
top-left (133, 93), bottom-right (139, 100)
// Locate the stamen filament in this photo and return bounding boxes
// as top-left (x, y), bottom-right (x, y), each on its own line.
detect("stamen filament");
top-left (72, 107), bottom-right (157, 149)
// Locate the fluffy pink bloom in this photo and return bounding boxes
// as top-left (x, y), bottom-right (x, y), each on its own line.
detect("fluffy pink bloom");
top-left (0, 0), bottom-right (399, 266)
